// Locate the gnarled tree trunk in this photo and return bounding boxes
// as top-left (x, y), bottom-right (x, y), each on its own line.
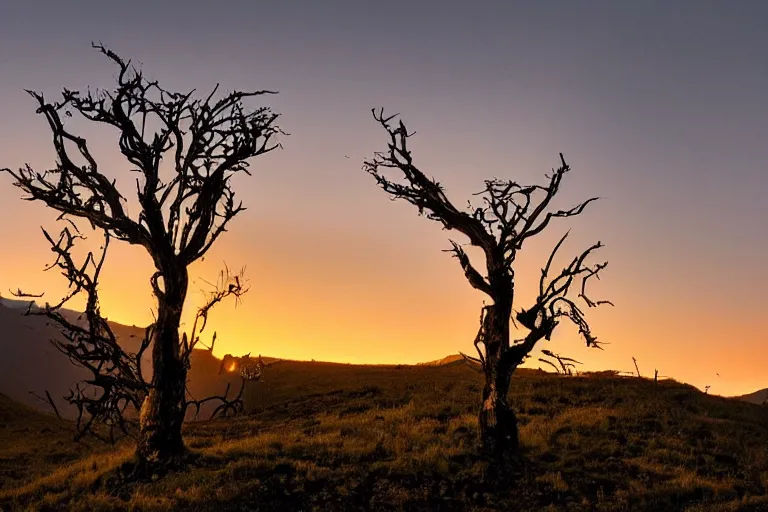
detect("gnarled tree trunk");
top-left (137, 264), bottom-right (189, 468)
top-left (365, 110), bottom-right (611, 469)
top-left (3, 45), bottom-right (281, 476)
top-left (477, 301), bottom-right (518, 458)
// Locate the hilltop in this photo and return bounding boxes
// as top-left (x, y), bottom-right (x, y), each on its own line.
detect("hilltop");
top-left (416, 353), bottom-right (464, 366)
top-left (734, 389), bottom-right (768, 406)
top-left (2, 361), bottom-right (768, 511)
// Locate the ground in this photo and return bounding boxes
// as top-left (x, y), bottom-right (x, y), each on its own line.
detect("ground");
top-left (2, 361), bottom-right (768, 511)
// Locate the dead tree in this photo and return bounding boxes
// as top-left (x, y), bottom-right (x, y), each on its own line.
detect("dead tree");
top-left (14, 227), bottom-right (150, 443)
top-left (218, 353), bottom-right (271, 379)
top-left (2, 43), bottom-right (281, 471)
top-left (181, 265), bottom-right (251, 421)
top-left (539, 349), bottom-right (582, 376)
top-left (364, 109), bottom-right (612, 459)
top-left (13, 227), bottom-right (253, 444)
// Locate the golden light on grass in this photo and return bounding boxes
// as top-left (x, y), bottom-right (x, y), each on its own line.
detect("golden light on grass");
top-left (4, 362), bottom-right (768, 510)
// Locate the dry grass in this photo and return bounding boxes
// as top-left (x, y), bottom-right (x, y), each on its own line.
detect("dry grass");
top-left (2, 361), bottom-right (768, 511)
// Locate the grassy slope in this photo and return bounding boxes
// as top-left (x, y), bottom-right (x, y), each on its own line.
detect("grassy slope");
top-left (0, 394), bottom-right (116, 492)
top-left (2, 362), bottom-right (768, 511)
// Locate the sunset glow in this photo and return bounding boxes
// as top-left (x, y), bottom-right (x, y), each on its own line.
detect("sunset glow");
top-left (0, 1), bottom-right (766, 399)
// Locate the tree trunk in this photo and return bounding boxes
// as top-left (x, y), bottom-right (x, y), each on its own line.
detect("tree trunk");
top-left (478, 302), bottom-right (518, 459)
top-left (136, 264), bottom-right (189, 469)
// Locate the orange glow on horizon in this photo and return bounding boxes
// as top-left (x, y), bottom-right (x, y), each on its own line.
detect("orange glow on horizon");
top-left (0, 112), bottom-right (765, 402)
top-left (1, 206), bottom-right (765, 400)
top-left (0, 1), bottom-right (766, 413)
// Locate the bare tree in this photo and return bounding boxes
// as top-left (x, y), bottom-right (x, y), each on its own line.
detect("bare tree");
top-left (538, 349), bottom-right (582, 376)
top-left (15, 227), bottom-right (150, 443)
top-left (2, 43), bottom-right (282, 471)
top-left (364, 109), bottom-right (612, 459)
top-left (13, 227), bottom-right (250, 441)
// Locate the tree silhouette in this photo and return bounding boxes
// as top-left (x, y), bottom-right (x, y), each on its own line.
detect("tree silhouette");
top-left (12, 228), bottom-right (249, 443)
top-left (364, 109), bottom-right (611, 460)
top-left (1, 43), bottom-right (282, 472)
top-left (538, 349), bottom-right (582, 375)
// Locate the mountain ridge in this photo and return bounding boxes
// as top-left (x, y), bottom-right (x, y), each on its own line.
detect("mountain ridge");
top-left (0, 300), bottom-right (254, 419)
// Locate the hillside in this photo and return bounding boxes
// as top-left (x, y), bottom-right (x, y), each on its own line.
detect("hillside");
top-left (0, 301), bottom-right (249, 420)
top-left (0, 300), bottom-right (102, 415)
top-left (0, 393), bottom-right (116, 489)
top-left (734, 389), bottom-right (768, 405)
top-left (417, 353), bottom-right (464, 366)
top-left (3, 362), bottom-right (768, 511)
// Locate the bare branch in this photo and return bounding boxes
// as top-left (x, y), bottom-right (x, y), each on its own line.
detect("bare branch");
top-left (363, 109), bottom-right (495, 256)
top-left (444, 241), bottom-right (493, 296)
top-left (540, 349), bottom-right (582, 375)
top-left (188, 353), bottom-right (267, 420)
top-left (29, 390), bottom-right (63, 420)
top-left (185, 379), bottom-right (246, 420)
top-left (538, 358), bottom-right (561, 374)
top-left (2, 42), bottom-right (283, 266)
top-left (182, 264), bottom-right (249, 360)
top-left (1, 45), bottom-right (280, 458)
top-left (179, 267), bottom-right (250, 421)
top-left (365, 109), bottom-right (613, 457)
top-left (507, 235), bottom-right (612, 364)
top-left (10, 288), bottom-right (44, 298)
top-left (21, 226), bottom-right (149, 442)
top-left (459, 351), bottom-right (484, 373)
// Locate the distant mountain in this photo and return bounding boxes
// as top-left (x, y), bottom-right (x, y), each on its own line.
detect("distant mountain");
top-left (0, 297), bottom-right (36, 309)
top-left (0, 300), bottom-right (150, 416)
top-left (0, 297), bottom-right (130, 328)
top-left (417, 354), bottom-right (465, 366)
top-left (734, 388), bottom-right (768, 405)
top-left (0, 301), bottom-right (257, 419)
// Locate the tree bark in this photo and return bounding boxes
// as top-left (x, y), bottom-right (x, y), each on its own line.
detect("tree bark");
top-left (477, 302), bottom-right (519, 458)
top-left (136, 263), bottom-right (189, 468)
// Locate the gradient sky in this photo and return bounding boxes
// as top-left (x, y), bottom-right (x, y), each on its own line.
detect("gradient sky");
top-left (0, 1), bottom-right (766, 396)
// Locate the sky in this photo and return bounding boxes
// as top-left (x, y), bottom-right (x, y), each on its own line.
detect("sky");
top-left (0, 0), bottom-right (766, 396)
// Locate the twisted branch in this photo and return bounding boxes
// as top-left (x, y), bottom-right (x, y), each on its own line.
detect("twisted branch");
top-left (2, 42), bottom-right (283, 267)
top-left (1, 44), bottom-right (280, 443)
top-left (12, 227), bottom-right (149, 442)
top-left (365, 109), bottom-right (612, 378)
